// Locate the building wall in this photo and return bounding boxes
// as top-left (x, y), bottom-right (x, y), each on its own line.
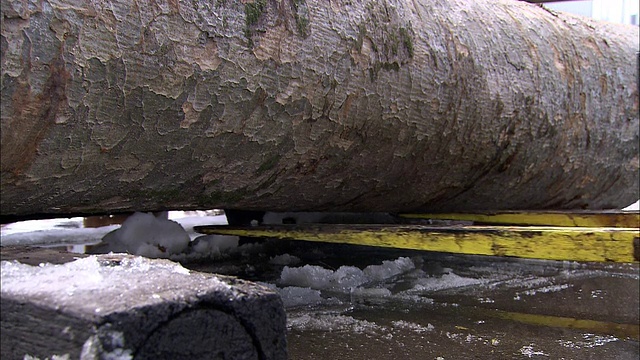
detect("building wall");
top-left (546, 0), bottom-right (639, 25)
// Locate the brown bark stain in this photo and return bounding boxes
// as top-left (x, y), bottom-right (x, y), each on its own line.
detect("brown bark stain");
top-left (1, 55), bottom-right (70, 176)
top-left (341, 94), bottom-right (355, 120)
top-left (599, 75), bottom-right (608, 96)
top-left (166, 0), bottom-right (180, 14)
top-left (180, 101), bottom-right (199, 129)
top-left (551, 44), bottom-right (569, 81)
top-left (582, 37), bottom-right (604, 58)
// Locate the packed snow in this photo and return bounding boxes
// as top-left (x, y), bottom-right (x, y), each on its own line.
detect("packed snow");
top-left (90, 212), bottom-right (190, 258)
top-left (0, 256), bottom-right (191, 299)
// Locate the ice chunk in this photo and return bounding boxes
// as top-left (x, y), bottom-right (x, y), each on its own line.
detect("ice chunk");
top-left (23, 355), bottom-right (71, 360)
top-left (402, 271), bottom-right (489, 294)
top-left (363, 257), bottom-right (415, 282)
top-left (91, 212), bottom-right (189, 258)
top-left (280, 265), bottom-right (337, 289)
top-left (188, 235), bottom-right (239, 256)
top-left (278, 286), bottom-right (324, 307)
top-left (279, 257), bottom-right (416, 291)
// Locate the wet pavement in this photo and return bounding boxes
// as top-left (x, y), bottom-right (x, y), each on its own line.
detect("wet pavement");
top-left (185, 240), bottom-right (639, 360)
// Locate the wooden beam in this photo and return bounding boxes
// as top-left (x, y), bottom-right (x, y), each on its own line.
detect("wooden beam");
top-left (1, 254), bottom-right (287, 359)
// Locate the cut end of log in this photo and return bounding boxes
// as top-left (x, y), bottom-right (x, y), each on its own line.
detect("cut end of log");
top-left (0, 254), bottom-right (287, 359)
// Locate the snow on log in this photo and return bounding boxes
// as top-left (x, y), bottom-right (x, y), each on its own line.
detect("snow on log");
top-left (0, 254), bottom-right (287, 359)
top-left (1, 0), bottom-right (638, 217)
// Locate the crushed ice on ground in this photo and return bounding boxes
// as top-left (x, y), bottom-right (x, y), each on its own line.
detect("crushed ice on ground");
top-left (516, 283), bottom-right (572, 297)
top-left (0, 256), bottom-right (191, 299)
top-left (390, 320), bottom-right (435, 333)
top-left (24, 355), bottom-right (71, 360)
top-left (279, 257), bottom-right (416, 291)
top-left (556, 333), bottom-right (619, 349)
top-left (287, 313), bottom-right (384, 334)
top-left (519, 343), bottom-right (550, 357)
top-left (398, 270), bottom-right (490, 296)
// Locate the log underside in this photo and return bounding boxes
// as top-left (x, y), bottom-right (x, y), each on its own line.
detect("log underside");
top-left (1, 0), bottom-right (638, 218)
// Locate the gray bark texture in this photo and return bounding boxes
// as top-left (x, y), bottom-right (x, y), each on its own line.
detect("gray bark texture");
top-left (0, 253), bottom-right (287, 359)
top-left (1, 0), bottom-right (638, 217)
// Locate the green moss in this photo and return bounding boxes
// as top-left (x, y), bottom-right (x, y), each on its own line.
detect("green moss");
top-left (399, 27), bottom-right (414, 58)
top-left (296, 15), bottom-right (309, 37)
top-left (256, 154), bottom-right (280, 175)
top-left (381, 62), bottom-right (400, 71)
top-left (244, 0), bottom-right (267, 46)
top-left (370, 61), bottom-right (401, 81)
top-left (204, 189), bottom-right (248, 205)
top-left (245, 0), bottom-right (266, 26)
top-left (293, 0), bottom-right (310, 37)
top-left (356, 23), bottom-right (367, 51)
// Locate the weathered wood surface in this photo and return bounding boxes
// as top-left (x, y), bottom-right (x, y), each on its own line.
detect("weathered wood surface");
top-left (1, 0), bottom-right (638, 218)
top-left (0, 253), bottom-right (287, 359)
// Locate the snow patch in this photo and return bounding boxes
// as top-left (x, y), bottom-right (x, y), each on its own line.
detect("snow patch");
top-left (557, 333), bottom-right (618, 349)
top-left (519, 344), bottom-right (549, 357)
top-left (187, 235), bottom-right (239, 257)
top-left (391, 320), bottom-right (435, 333)
top-left (622, 200), bottom-right (639, 211)
top-left (1, 256), bottom-right (192, 299)
top-left (92, 212), bottom-right (190, 258)
top-left (402, 271), bottom-right (489, 294)
top-left (287, 313), bottom-right (383, 334)
top-left (1, 226), bottom-right (118, 247)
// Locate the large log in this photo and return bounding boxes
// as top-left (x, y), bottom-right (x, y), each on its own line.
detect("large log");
top-left (1, 0), bottom-right (638, 218)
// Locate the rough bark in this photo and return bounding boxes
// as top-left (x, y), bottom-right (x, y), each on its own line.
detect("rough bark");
top-left (1, 0), bottom-right (638, 217)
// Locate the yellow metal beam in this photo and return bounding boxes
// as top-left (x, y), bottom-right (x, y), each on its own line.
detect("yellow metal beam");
top-left (195, 224), bottom-right (640, 263)
top-left (398, 211), bottom-right (640, 228)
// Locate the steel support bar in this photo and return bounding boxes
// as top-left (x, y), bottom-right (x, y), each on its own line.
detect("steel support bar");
top-left (196, 224), bottom-right (640, 263)
top-left (398, 211), bottom-right (640, 228)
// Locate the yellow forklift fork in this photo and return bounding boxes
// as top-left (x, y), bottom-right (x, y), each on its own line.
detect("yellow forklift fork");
top-left (196, 211), bottom-right (640, 263)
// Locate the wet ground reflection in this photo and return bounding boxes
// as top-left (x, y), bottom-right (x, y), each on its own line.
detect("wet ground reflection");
top-left (186, 240), bottom-right (639, 359)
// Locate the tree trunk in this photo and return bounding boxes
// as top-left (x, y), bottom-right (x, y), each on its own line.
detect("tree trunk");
top-left (1, 0), bottom-right (638, 218)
